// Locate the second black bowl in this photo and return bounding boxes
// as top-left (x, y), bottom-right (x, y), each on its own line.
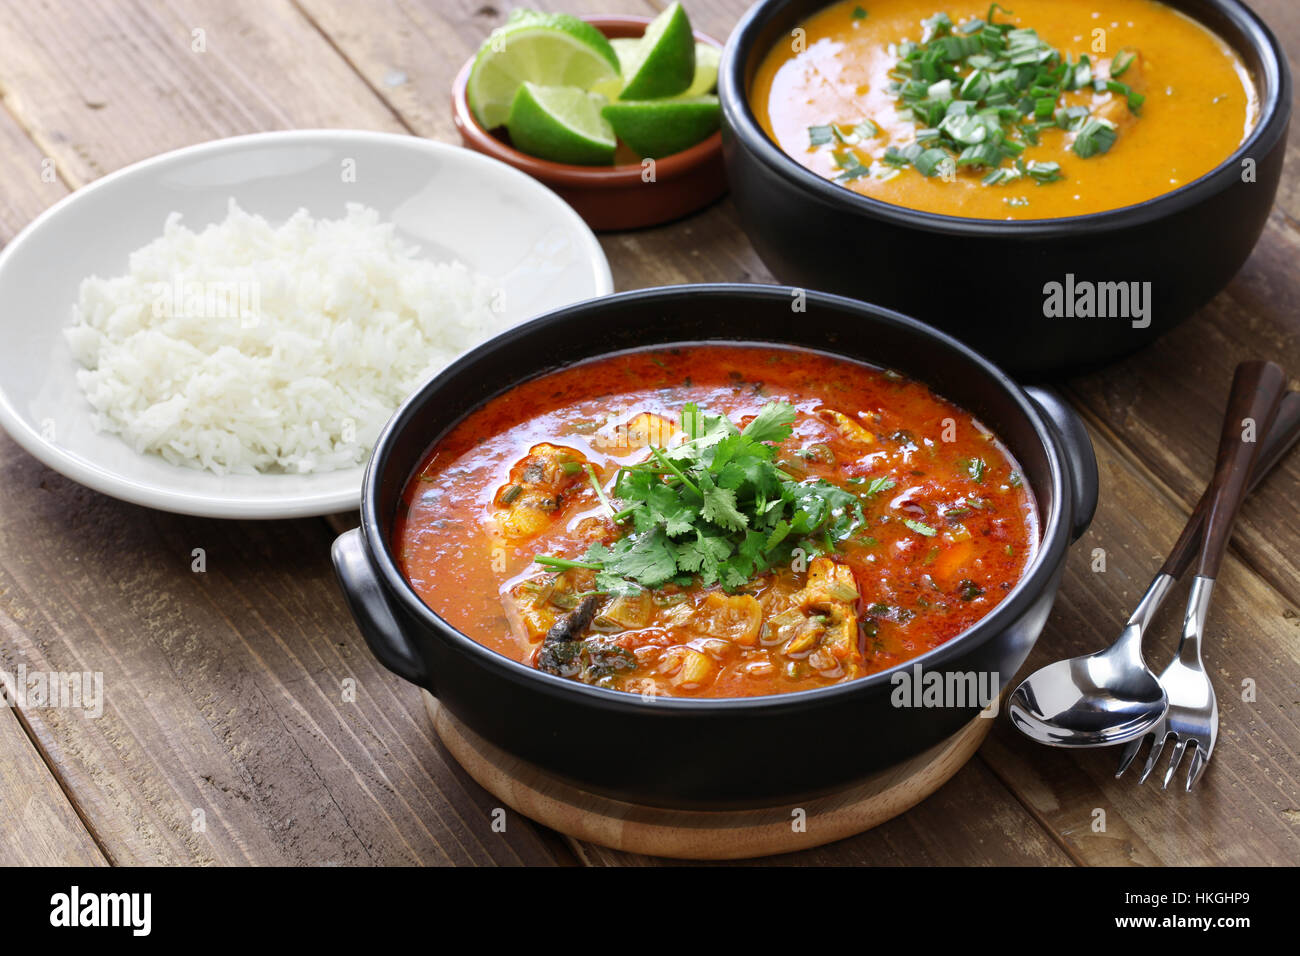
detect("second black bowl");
top-left (719, 0), bottom-right (1291, 376)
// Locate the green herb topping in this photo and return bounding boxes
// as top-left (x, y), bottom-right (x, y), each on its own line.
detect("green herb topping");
top-left (535, 402), bottom-right (868, 593)
top-left (806, 4), bottom-right (1141, 188)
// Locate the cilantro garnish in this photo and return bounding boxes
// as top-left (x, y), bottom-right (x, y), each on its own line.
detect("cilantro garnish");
top-left (813, 4), bottom-right (1141, 186)
top-left (535, 402), bottom-right (867, 592)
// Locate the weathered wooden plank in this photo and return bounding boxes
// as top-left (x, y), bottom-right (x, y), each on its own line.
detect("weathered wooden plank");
top-left (0, 0), bottom-right (406, 188)
top-left (0, 705), bottom-right (107, 866)
top-left (1065, 215), bottom-right (1300, 605)
top-left (0, 52), bottom-right (115, 869)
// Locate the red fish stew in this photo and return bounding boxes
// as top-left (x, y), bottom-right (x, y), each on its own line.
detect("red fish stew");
top-left (394, 344), bottom-right (1038, 698)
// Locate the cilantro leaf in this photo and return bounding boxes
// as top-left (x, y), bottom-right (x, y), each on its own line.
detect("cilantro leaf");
top-left (903, 518), bottom-right (938, 537)
top-left (698, 472), bottom-right (748, 532)
top-left (604, 528), bottom-right (677, 586)
top-left (740, 401), bottom-right (797, 444)
top-left (861, 477), bottom-right (896, 496)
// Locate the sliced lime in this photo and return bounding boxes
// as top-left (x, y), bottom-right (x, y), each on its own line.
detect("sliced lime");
top-left (594, 39), bottom-right (718, 101)
top-left (506, 82), bottom-right (617, 165)
top-left (588, 37), bottom-right (639, 99)
top-left (468, 10), bottom-right (620, 130)
top-left (611, 36), bottom-right (640, 70)
top-left (618, 2), bottom-right (696, 101)
top-left (601, 95), bottom-right (720, 159)
top-left (683, 43), bottom-right (720, 96)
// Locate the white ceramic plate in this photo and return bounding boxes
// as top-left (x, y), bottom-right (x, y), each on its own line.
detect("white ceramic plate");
top-left (0, 130), bottom-right (612, 519)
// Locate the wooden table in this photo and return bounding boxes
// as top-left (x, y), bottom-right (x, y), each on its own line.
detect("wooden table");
top-left (0, 0), bottom-right (1296, 867)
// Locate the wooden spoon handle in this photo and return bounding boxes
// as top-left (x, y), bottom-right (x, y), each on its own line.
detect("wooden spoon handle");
top-left (1160, 390), bottom-right (1300, 579)
top-left (1194, 361), bottom-right (1287, 579)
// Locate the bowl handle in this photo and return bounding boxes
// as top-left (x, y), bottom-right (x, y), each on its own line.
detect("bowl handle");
top-left (332, 527), bottom-right (432, 688)
top-left (1024, 386), bottom-right (1099, 543)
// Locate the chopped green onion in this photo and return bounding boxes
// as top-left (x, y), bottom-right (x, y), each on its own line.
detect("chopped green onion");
top-left (1072, 117), bottom-right (1118, 158)
top-left (1025, 159), bottom-right (1063, 183)
top-left (914, 147), bottom-right (953, 177)
top-left (884, 8), bottom-right (1141, 188)
top-left (832, 148), bottom-right (871, 181)
top-left (852, 118), bottom-right (880, 140)
top-left (1054, 105), bottom-right (1089, 130)
top-left (808, 124), bottom-right (836, 147)
top-left (982, 166), bottom-right (1022, 185)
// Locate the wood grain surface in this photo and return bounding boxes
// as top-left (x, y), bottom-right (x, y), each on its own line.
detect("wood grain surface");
top-left (0, 0), bottom-right (1295, 865)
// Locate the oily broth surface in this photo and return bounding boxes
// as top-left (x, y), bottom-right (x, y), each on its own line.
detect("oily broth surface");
top-left (394, 344), bottom-right (1039, 698)
top-left (750, 0), bottom-right (1257, 220)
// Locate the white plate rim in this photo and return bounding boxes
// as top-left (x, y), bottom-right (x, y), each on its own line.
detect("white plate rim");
top-left (0, 129), bottom-right (614, 520)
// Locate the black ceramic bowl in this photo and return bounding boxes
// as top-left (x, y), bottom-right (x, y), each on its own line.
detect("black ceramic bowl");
top-left (719, 0), bottom-right (1291, 376)
top-left (332, 285), bottom-right (1098, 809)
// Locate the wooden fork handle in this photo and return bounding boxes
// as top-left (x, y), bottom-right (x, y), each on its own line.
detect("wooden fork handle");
top-left (1180, 361), bottom-right (1288, 580)
top-left (1161, 389), bottom-right (1300, 579)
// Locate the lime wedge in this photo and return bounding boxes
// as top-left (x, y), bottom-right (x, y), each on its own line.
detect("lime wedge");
top-left (611, 36), bottom-right (641, 70)
top-left (601, 95), bottom-right (720, 159)
top-left (468, 10), bottom-right (620, 130)
top-left (618, 2), bottom-right (696, 100)
top-left (589, 37), bottom-right (640, 99)
top-left (594, 39), bottom-right (718, 101)
top-left (683, 43), bottom-right (720, 96)
top-left (506, 82), bottom-right (617, 165)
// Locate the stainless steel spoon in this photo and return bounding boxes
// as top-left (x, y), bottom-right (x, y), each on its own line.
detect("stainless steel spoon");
top-left (1008, 382), bottom-right (1299, 748)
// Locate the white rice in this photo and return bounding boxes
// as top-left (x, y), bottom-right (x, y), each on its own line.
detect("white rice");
top-left (65, 200), bottom-right (502, 475)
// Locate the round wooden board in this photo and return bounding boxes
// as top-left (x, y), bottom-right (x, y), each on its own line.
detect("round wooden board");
top-left (425, 692), bottom-right (995, 860)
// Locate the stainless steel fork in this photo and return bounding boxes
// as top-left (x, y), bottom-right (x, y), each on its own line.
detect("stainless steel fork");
top-left (1115, 576), bottom-right (1218, 789)
top-left (1115, 360), bottom-right (1287, 791)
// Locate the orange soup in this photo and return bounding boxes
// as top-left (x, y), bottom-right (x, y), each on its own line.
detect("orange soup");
top-left (751, 0), bottom-right (1257, 219)
top-left (394, 345), bottom-right (1038, 698)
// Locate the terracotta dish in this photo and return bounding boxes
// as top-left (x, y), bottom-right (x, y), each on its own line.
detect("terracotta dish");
top-left (451, 15), bottom-right (727, 231)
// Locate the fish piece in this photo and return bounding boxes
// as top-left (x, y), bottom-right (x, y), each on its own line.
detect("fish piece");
top-left (493, 443), bottom-right (588, 539)
top-left (691, 592), bottom-right (763, 646)
top-left (782, 617), bottom-right (826, 657)
top-left (818, 408), bottom-right (874, 445)
top-left (659, 646), bottom-right (714, 690)
top-left (503, 595), bottom-right (556, 646)
top-left (599, 590), bottom-right (653, 629)
top-left (764, 558), bottom-right (864, 664)
top-left (799, 557), bottom-right (861, 611)
top-left (623, 412), bottom-right (678, 451)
